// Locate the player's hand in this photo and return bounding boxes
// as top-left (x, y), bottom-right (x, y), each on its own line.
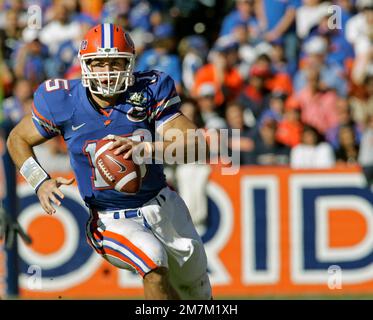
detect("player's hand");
top-left (104, 134), bottom-right (141, 159)
top-left (36, 177), bottom-right (75, 215)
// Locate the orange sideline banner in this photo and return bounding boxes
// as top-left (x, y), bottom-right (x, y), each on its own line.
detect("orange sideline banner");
top-left (14, 165), bottom-right (373, 298)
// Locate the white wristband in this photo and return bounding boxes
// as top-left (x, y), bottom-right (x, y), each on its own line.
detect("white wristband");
top-left (20, 157), bottom-right (50, 191)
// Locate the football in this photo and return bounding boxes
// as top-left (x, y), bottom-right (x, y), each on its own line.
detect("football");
top-left (95, 139), bottom-right (141, 194)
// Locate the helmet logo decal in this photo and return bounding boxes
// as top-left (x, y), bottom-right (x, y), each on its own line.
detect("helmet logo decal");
top-left (80, 40), bottom-right (88, 51)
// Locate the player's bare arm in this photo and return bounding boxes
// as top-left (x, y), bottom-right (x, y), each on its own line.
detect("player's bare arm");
top-left (6, 115), bottom-right (74, 215)
top-left (154, 113), bottom-right (204, 163)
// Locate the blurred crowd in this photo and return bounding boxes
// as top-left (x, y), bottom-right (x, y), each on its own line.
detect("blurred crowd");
top-left (1, 0), bottom-right (373, 231)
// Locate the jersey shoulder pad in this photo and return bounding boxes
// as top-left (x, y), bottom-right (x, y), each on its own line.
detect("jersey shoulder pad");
top-left (34, 79), bottom-right (80, 123)
top-left (134, 71), bottom-right (180, 124)
top-left (134, 70), bottom-right (161, 86)
top-left (134, 70), bottom-right (175, 96)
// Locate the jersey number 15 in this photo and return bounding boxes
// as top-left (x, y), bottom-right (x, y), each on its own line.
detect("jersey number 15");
top-left (83, 141), bottom-right (147, 190)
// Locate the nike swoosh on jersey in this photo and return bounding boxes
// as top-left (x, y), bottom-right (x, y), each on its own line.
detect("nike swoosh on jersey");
top-left (105, 155), bottom-right (127, 173)
top-left (72, 123), bottom-right (86, 131)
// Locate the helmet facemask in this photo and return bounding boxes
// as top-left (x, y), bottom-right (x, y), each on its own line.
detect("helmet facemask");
top-left (80, 48), bottom-right (135, 97)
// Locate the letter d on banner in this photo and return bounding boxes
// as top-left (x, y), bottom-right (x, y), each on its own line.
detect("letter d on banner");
top-left (291, 174), bottom-right (373, 285)
top-left (27, 265), bottom-right (42, 290)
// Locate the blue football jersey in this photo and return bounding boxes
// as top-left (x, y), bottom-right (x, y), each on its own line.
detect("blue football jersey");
top-left (31, 70), bottom-right (181, 210)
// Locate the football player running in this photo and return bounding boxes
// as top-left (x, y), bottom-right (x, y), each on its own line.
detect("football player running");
top-left (6, 24), bottom-right (212, 300)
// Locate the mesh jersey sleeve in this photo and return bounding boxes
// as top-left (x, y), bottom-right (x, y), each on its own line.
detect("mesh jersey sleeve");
top-left (31, 83), bottom-right (62, 139)
top-left (147, 73), bottom-right (181, 129)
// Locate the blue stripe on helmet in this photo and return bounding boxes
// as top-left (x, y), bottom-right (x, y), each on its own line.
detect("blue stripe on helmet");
top-left (110, 24), bottom-right (114, 47)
